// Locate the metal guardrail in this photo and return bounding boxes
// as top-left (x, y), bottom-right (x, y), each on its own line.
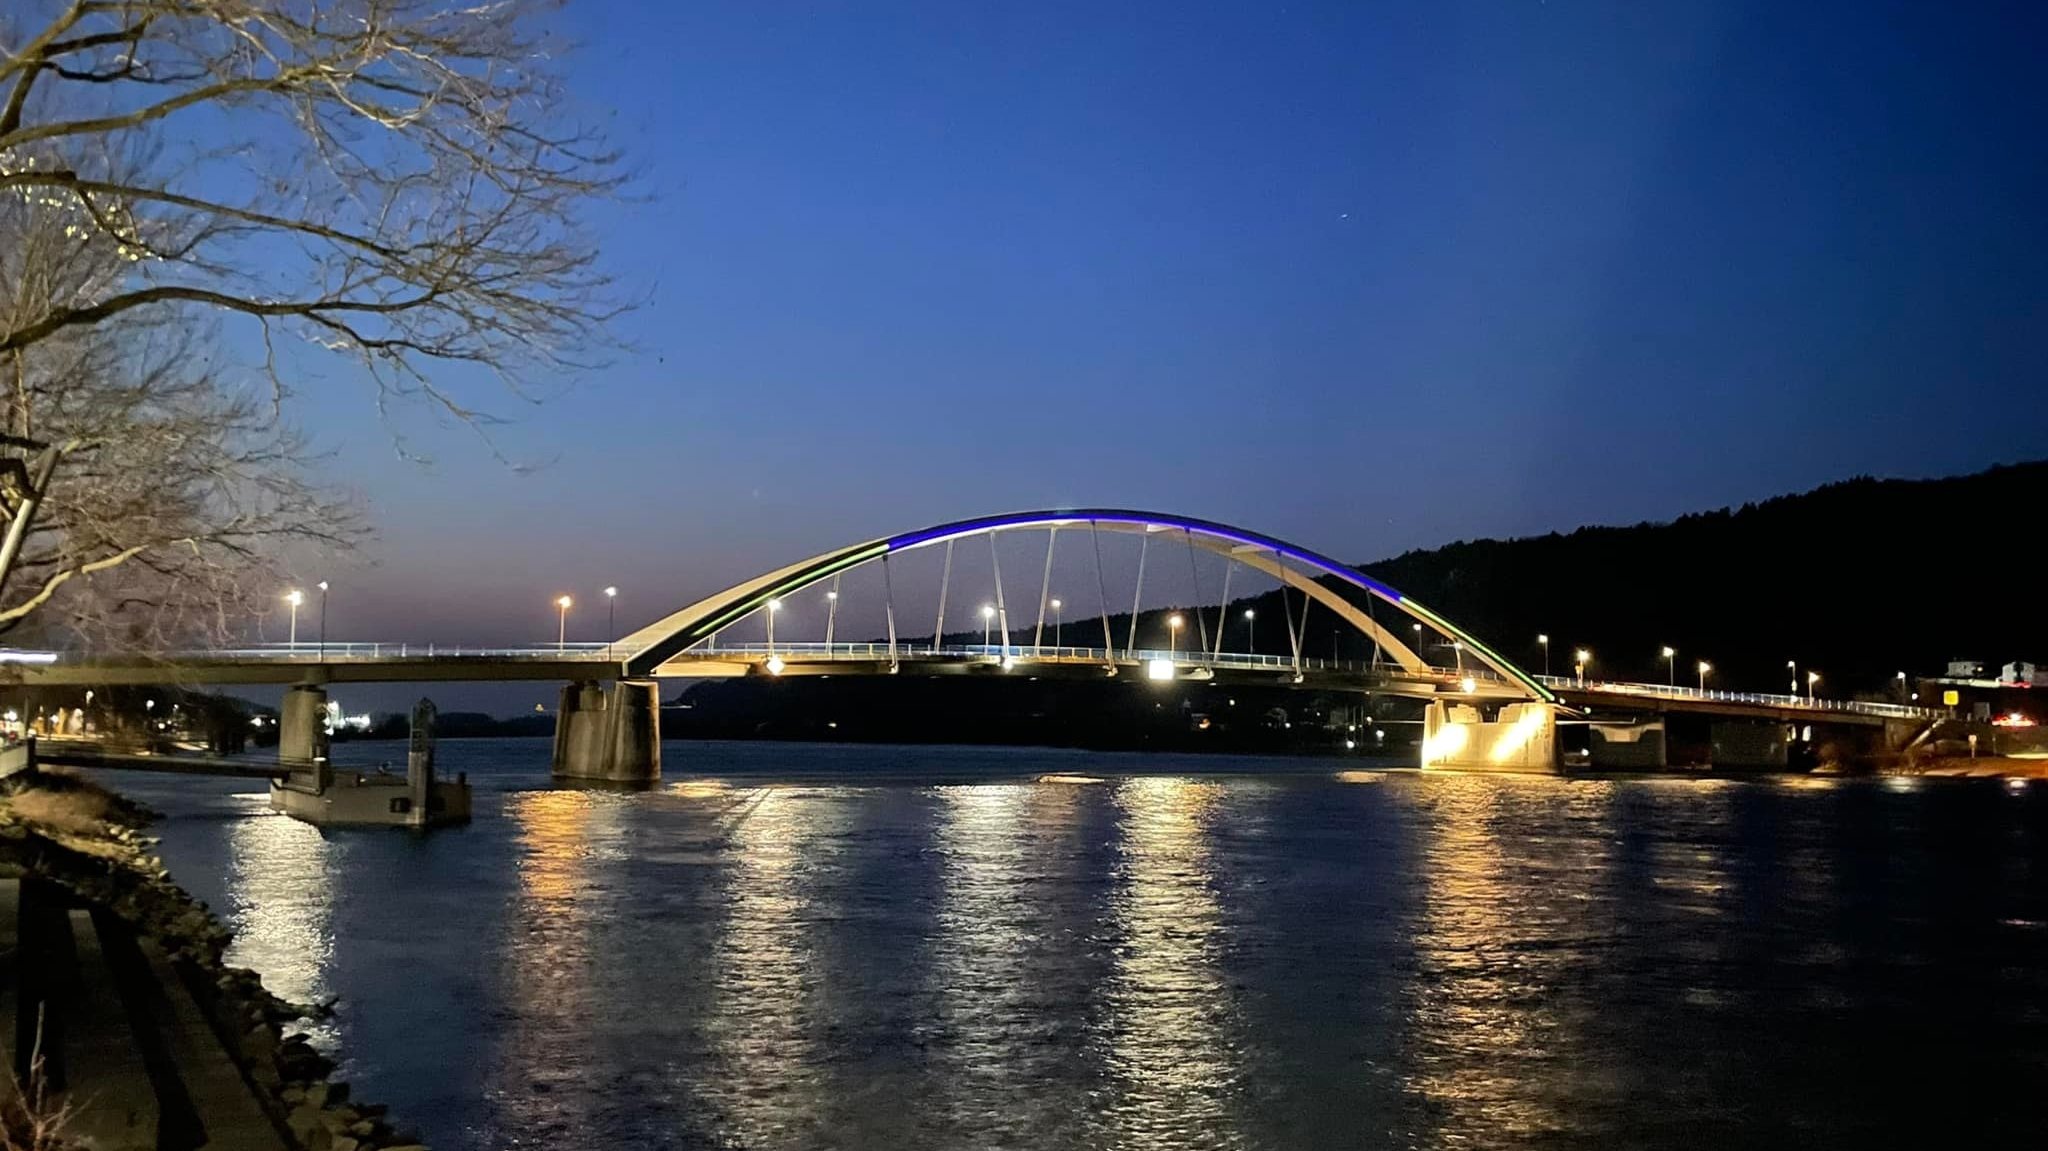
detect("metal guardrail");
top-left (1537, 675), bottom-right (1946, 720)
top-left (41, 642), bottom-right (618, 662)
top-left (684, 641), bottom-right (1504, 681)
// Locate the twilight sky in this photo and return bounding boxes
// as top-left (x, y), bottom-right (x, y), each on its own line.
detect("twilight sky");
top-left (272, 1), bottom-right (2046, 709)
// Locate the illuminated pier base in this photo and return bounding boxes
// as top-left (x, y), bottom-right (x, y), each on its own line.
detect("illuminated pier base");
top-left (551, 680), bottom-right (661, 783)
top-left (1420, 700), bottom-right (1560, 774)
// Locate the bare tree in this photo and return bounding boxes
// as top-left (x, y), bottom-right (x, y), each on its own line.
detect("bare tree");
top-left (0, 0), bottom-right (627, 423)
top-left (0, 1), bottom-right (626, 638)
top-left (1, 142), bottom-right (357, 645)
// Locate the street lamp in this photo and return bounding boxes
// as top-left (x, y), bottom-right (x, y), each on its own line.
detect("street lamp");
top-left (981, 604), bottom-right (995, 648)
top-left (1168, 613), bottom-right (1184, 657)
top-left (1788, 659), bottom-right (1798, 696)
top-left (1697, 660), bottom-right (1711, 691)
top-left (1244, 608), bottom-right (1256, 654)
top-left (1412, 622), bottom-right (1424, 664)
top-left (1050, 597), bottom-right (1063, 648)
top-left (824, 585), bottom-right (838, 647)
top-left (766, 597), bottom-right (781, 656)
top-left (1807, 670), bottom-right (1820, 700)
top-left (316, 581), bottom-right (330, 658)
top-left (555, 595), bottom-right (573, 650)
top-left (1575, 648), bottom-right (1591, 686)
top-left (1537, 633), bottom-right (1550, 677)
top-left (284, 589), bottom-right (304, 646)
top-left (1662, 645), bottom-right (1676, 686)
top-left (605, 586), bottom-right (619, 659)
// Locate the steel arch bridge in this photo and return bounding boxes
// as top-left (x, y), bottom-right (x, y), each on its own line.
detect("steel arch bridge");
top-left (614, 509), bottom-right (1554, 703)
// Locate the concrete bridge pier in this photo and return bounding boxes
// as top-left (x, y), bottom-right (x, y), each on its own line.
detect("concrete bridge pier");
top-left (278, 684), bottom-right (331, 791)
top-left (1420, 700), bottom-right (1560, 774)
top-left (551, 680), bottom-right (661, 783)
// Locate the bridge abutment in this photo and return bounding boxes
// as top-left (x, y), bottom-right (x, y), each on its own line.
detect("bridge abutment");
top-left (551, 680), bottom-right (661, 783)
top-left (1420, 700), bottom-right (1560, 773)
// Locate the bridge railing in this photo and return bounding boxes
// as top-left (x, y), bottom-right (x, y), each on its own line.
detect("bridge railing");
top-left (682, 641), bottom-right (1500, 682)
top-left (75, 642), bottom-right (619, 662)
top-left (1537, 675), bottom-right (1945, 720)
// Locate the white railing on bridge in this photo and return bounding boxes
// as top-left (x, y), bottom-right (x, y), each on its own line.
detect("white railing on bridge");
top-left (684, 641), bottom-right (1493, 680)
top-left (41, 642), bottom-right (620, 662)
top-left (1537, 675), bottom-right (1945, 720)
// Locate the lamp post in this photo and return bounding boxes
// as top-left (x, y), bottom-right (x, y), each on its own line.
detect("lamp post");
top-left (1412, 622), bottom-right (1424, 664)
top-left (1575, 648), bottom-right (1590, 686)
top-left (1244, 608), bottom-right (1256, 654)
top-left (1537, 633), bottom-right (1550, 677)
top-left (285, 589), bottom-right (303, 647)
top-left (316, 582), bottom-right (329, 658)
top-left (1662, 645), bottom-right (1676, 686)
top-left (1168, 613), bottom-right (1184, 658)
top-left (1697, 660), bottom-right (1711, 691)
top-left (1788, 659), bottom-right (1798, 696)
top-left (765, 597), bottom-right (781, 657)
top-left (981, 604), bottom-right (994, 648)
top-left (1807, 670), bottom-right (1820, 701)
top-left (555, 595), bottom-right (573, 650)
top-left (605, 586), bottom-right (619, 659)
top-left (1050, 597), bottom-right (1062, 648)
top-left (824, 586), bottom-right (838, 647)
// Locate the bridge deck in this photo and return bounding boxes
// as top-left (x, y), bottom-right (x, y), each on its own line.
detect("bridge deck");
top-left (3, 642), bottom-right (1946, 726)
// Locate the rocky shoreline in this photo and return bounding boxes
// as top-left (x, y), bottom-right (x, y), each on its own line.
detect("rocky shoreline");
top-left (0, 769), bottom-right (426, 1150)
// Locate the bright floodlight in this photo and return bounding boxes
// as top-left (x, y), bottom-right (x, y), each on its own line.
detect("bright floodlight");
top-left (317, 581), bottom-right (329, 592)
top-left (981, 604), bottom-right (995, 619)
top-left (766, 597), bottom-right (781, 612)
top-left (1049, 598), bottom-right (1061, 610)
top-left (1168, 613), bottom-right (1184, 629)
top-left (1244, 609), bottom-right (1255, 620)
top-left (1661, 646), bottom-right (1675, 658)
top-left (1146, 658), bottom-right (1175, 681)
top-left (1460, 676), bottom-right (1477, 694)
top-left (1808, 671), bottom-right (1820, 683)
top-left (604, 586), bottom-right (618, 598)
top-left (1698, 660), bottom-right (1712, 673)
top-left (1537, 633), bottom-right (1548, 644)
top-left (1575, 649), bottom-right (1590, 663)
top-left (766, 655), bottom-right (786, 675)
top-left (285, 589), bottom-right (304, 606)
top-left (826, 590), bottom-right (838, 600)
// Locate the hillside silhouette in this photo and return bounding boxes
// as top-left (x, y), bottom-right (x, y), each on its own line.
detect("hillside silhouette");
top-left (1354, 461), bottom-right (2046, 695)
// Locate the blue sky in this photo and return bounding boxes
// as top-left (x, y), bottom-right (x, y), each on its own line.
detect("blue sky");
top-left (271, 0), bottom-right (2046, 708)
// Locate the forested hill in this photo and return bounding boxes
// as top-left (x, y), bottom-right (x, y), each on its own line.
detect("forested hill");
top-left (1356, 461), bottom-right (2047, 695)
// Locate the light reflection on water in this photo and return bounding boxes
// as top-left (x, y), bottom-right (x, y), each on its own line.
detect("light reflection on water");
top-left (1105, 777), bottom-right (1242, 1149)
top-left (122, 740), bottom-right (2048, 1151)
top-left (223, 797), bottom-right (342, 1048)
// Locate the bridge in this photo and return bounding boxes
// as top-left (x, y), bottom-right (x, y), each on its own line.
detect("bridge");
top-left (4, 508), bottom-right (1943, 779)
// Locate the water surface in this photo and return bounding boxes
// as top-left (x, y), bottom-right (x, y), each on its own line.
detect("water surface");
top-left (103, 740), bottom-right (2048, 1149)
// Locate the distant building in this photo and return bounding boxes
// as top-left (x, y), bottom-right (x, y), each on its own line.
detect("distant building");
top-left (1921, 657), bottom-right (2040, 726)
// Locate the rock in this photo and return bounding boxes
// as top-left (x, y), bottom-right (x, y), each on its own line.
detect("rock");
top-left (303, 1081), bottom-right (329, 1108)
top-left (287, 1102), bottom-right (325, 1140)
top-left (348, 1119), bottom-right (375, 1137)
top-left (332, 1139), bottom-right (359, 1151)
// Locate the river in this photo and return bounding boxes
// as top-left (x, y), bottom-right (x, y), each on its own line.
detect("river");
top-left (95, 739), bottom-right (2048, 1149)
